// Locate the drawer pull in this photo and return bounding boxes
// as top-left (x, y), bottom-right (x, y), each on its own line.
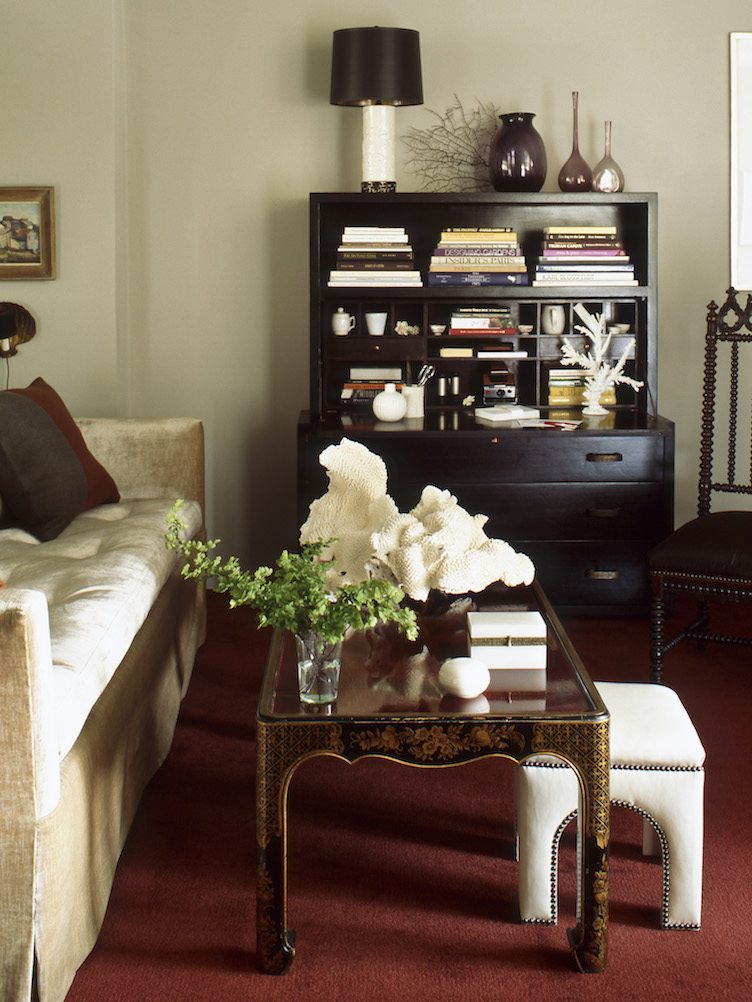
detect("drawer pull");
top-left (585, 568), bottom-right (620, 581)
top-left (586, 451), bottom-right (623, 463)
top-left (586, 506), bottom-right (624, 519)
top-left (490, 436), bottom-right (499, 444)
top-left (370, 343), bottom-right (381, 352)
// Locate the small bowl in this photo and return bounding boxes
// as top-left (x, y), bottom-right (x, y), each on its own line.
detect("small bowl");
top-left (517, 324), bottom-right (534, 334)
top-left (608, 322), bottom-right (631, 335)
top-left (430, 324), bottom-right (447, 336)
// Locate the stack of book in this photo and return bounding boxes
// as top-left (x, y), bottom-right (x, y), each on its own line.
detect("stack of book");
top-left (340, 365), bottom-right (403, 403)
top-left (328, 226), bottom-right (422, 287)
top-left (428, 227), bottom-right (529, 286)
top-left (533, 225), bottom-right (637, 287)
top-left (448, 305), bottom-right (516, 335)
top-left (547, 368), bottom-right (616, 407)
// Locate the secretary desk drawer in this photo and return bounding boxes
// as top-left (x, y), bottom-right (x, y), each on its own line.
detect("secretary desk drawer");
top-left (357, 433), bottom-right (667, 487)
top-left (451, 483), bottom-right (667, 542)
top-left (522, 541), bottom-right (650, 610)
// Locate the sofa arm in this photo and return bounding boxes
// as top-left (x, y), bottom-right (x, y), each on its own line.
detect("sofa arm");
top-left (76, 418), bottom-right (205, 513)
top-left (0, 589), bottom-right (61, 820)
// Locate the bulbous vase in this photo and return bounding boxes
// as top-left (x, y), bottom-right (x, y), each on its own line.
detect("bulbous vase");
top-left (558, 91), bottom-right (592, 192)
top-left (372, 382), bottom-right (407, 422)
top-left (592, 120), bottom-right (625, 193)
top-left (489, 112), bottom-right (547, 193)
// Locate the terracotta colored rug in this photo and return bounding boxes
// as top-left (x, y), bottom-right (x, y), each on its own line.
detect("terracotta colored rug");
top-left (67, 594), bottom-right (752, 1001)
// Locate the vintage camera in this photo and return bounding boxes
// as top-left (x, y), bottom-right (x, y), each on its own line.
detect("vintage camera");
top-left (482, 366), bottom-right (517, 403)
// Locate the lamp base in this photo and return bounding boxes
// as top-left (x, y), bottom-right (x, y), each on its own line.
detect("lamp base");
top-left (361, 180), bottom-right (396, 193)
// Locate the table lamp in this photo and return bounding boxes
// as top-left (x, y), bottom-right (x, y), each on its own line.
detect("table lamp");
top-left (330, 26), bottom-right (423, 193)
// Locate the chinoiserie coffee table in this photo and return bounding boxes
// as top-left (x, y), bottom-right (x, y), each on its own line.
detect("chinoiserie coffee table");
top-left (256, 580), bottom-right (610, 975)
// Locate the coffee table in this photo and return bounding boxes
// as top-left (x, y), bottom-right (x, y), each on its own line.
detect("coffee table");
top-left (256, 581), bottom-right (610, 974)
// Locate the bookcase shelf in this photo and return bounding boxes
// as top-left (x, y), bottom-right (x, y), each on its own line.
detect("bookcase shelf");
top-left (310, 192), bottom-right (657, 418)
top-left (301, 192), bottom-right (672, 615)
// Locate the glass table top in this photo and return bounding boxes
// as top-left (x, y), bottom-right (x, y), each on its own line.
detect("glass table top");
top-left (258, 581), bottom-right (605, 722)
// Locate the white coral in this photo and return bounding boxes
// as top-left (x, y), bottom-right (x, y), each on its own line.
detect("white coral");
top-left (300, 439), bottom-right (535, 601)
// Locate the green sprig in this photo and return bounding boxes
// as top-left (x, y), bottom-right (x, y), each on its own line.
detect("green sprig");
top-left (165, 501), bottom-right (418, 645)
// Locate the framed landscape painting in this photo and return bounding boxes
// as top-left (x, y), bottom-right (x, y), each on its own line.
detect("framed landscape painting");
top-left (0, 186), bottom-right (55, 279)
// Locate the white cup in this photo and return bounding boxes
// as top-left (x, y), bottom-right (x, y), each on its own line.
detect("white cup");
top-left (332, 309), bottom-right (356, 336)
top-left (365, 312), bottom-right (388, 336)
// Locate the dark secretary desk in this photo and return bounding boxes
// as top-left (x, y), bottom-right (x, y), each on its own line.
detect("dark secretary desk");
top-left (297, 192), bottom-right (674, 615)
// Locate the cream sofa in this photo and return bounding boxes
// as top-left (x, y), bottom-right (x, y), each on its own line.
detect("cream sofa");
top-left (0, 417), bottom-right (207, 1002)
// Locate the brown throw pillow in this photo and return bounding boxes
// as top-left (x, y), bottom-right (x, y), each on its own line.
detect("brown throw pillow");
top-left (0, 378), bottom-right (120, 541)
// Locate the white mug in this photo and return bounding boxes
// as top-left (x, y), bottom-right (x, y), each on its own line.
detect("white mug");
top-left (332, 308), bottom-right (356, 336)
top-left (365, 312), bottom-right (388, 336)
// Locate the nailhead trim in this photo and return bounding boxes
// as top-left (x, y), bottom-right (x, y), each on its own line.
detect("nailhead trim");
top-left (522, 761), bottom-right (703, 773)
top-left (520, 763), bottom-right (705, 929)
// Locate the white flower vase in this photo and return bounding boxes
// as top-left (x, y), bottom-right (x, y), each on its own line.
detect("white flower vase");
top-left (372, 382), bottom-right (407, 422)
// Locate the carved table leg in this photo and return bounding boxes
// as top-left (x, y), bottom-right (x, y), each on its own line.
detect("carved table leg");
top-left (256, 719), bottom-right (345, 974)
top-left (256, 720), bottom-right (295, 975)
top-left (534, 719), bottom-right (610, 973)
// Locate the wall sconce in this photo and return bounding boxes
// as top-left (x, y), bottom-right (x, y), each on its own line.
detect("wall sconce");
top-left (0, 303), bottom-right (36, 358)
top-left (330, 26), bottom-right (423, 193)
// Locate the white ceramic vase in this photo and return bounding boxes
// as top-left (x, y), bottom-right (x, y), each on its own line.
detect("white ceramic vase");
top-left (541, 305), bottom-right (566, 335)
top-left (372, 383), bottom-right (407, 422)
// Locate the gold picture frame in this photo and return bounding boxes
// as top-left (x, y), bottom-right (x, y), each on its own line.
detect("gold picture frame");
top-left (0, 186), bottom-right (55, 279)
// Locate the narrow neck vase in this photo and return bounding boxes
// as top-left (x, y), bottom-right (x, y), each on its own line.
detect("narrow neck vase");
top-left (558, 91), bottom-right (592, 192)
top-left (591, 121), bottom-right (625, 193)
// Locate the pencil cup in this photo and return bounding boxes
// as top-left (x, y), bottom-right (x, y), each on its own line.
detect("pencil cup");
top-left (403, 384), bottom-right (425, 418)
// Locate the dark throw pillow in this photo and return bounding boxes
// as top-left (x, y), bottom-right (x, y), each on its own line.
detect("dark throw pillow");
top-left (0, 378), bottom-right (120, 541)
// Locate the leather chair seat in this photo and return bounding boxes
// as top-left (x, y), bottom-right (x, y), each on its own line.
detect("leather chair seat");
top-left (649, 510), bottom-right (752, 579)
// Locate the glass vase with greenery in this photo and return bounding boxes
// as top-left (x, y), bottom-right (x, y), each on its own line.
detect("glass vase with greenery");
top-left (165, 502), bottom-right (418, 701)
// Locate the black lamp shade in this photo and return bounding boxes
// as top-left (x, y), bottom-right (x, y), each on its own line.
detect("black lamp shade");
top-left (330, 27), bottom-right (423, 107)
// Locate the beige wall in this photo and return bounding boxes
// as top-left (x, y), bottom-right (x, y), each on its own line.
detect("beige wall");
top-left (2, 1), bottom-right (748, 566)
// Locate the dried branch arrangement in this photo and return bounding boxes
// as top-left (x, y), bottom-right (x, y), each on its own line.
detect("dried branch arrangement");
top-left (401, 96), bottom-right (500, 192)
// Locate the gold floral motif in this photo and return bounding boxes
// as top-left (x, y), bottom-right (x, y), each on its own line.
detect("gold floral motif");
top-left (349, 722), bottom-right (525, 761)
top-left (579, 864), bottom-right (608, 971)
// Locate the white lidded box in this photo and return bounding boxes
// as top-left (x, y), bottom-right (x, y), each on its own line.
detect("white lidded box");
top-left (467, 611), bottom-right (547, 670)
top-left (467, 611), bottom-right (547, 692)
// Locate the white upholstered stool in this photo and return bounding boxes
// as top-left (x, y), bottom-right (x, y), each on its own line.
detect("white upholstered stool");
top-left (515, 681), bottom-right (705, 929)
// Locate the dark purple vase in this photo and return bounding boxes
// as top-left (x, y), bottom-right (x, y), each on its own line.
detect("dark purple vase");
top-left (489, 112), bottom-right (547, 192)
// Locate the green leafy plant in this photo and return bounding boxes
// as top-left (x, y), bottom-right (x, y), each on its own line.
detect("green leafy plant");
top-left (165, 501), bottom-right (418, 645)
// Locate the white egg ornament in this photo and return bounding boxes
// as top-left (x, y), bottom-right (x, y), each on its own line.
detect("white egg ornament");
top-left (438, 656), bottom-right (491, 699)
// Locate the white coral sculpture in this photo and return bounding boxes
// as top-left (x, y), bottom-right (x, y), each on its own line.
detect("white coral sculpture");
top-left (560, 302), bottom-right (644, 415)
top-left (300, 438), bottom-right (535, 602)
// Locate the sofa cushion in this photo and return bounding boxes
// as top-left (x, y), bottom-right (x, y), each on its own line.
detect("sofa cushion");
top-left (0, 497), bottom-right (202, 759)
top-left (0, 378), bottom-right (120, 541)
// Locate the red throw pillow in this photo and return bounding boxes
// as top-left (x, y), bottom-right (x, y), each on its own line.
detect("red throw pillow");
top-left (8, 377), bottom-right (120, 511)
top-left (0, 378), bottom-right (121, 540)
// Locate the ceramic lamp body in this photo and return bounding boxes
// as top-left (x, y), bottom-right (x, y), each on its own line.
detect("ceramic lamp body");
top-left (362, 104), bottom-right (396, 188)
top-left (489, 113), bottom-right (547, 193)
top-left (372, 382), bottom-right (407, 421)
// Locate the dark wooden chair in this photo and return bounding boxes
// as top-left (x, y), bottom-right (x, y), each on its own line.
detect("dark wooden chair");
top-left (649, 288), bottom-right (752, 682)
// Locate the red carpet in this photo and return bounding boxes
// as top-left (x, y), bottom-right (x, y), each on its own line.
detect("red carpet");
top-left (67, 594), bottom-right (752, 1001)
